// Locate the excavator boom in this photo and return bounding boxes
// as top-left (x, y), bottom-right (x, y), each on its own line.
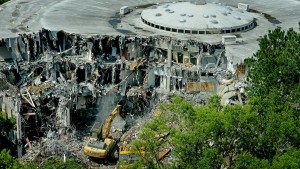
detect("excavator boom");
top-left (101, 105), bottom-right (121, 139)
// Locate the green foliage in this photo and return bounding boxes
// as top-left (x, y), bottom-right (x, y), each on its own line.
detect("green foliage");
top-left (0, 149), bottom-right (16, 169)
top-left (208, 95), bottom-right (222, 111)
top-left (0, 149), bottom-right (37, 169)
top-left (232, 153), bottom-right (270, 169)
top-left (0, 113), bottom-right (16, 132)
top-left (131, 111), bottom-right (170, 169)
top-left (246, 27), bottom-right (300, 113)
top-left (42, 156), bottom-right (83, 169)
top-left (0, 0), bottom-right (9, 5)
top-left (0, 149), bottom-right (82, 169)
top-left (135, 97), bottom-right (250, 168)
top-left (272, 148), bottom-right (300, 169)
top-left (135, 94), bottom-right (300, 168)
top-left (245, 26), bottom-right (300, 159)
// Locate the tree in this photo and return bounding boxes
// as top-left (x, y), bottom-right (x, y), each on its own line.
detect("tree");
top-left (232, 153), bottom-right (270, 169)
top-left (134, 93), bottom-right (300, 168)
top-left (131, 110), bottom-right (170, 169)
top-left (0, 0), bottom-right (9, 5)
top-left (272, 148), bottom-right (300, 169)
top-left (245, 26), bottom-right (300, 158)
top-left (133, 97), bottom-right (263, 168)
top-left (0, 149), bottom-right (37, 169)
top-left (246, 27), bottom-right (300, 114)
top-left (0, 149), bottom-right (16, 169)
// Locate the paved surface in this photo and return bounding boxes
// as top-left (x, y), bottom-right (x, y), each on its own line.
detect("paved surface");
top-left (0, 0), bottom-right (299, 62)
top-left (0, 0), bottom-right (171, 38)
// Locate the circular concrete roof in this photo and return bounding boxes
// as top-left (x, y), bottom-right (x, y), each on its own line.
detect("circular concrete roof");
top-left (141, 2), bottom-right (255, 34)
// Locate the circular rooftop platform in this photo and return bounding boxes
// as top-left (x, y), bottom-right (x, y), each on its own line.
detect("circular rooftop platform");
top-left (141, 2), bottom-right (255, 34)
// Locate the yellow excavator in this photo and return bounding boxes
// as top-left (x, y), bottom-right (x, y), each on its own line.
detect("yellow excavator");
top-left (119, 149), bottom-right (145, 168)
top-left (83, 105), bottom-right (121, 158)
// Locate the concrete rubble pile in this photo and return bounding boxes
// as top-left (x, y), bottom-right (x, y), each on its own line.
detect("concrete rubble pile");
top-left (219, 64), bottom-right (247, 105)
top-left (0, 29), bottom-right (246, 165)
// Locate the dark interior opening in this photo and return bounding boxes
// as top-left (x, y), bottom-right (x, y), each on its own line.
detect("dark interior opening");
top-left (155, 76), bottom-right (161, 87)
top-left (175, 79), bottom-right (182, 90)
top-left (177, 53), bottom-right (183, 63)
top-left (76, 66), bottom-right (86, 83)
top-left (115, 64), bottom-right (121, 84)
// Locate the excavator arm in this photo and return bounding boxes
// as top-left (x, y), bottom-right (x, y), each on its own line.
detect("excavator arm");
top-left (101, 104), bottom-right (122, 139)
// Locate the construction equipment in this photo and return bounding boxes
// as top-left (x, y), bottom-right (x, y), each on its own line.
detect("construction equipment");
top-left (83, 105), bottom-right (122, 158)
top-left (119, 144), bottom-right (145, 169)
top-left (119, 150), bottom-right (145, 168)
top-left (118, 131), bottom-right (147, 168)
top-left (118, 143), bottom-right (170, 168)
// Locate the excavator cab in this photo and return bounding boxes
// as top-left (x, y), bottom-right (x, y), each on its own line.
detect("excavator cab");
top-left (91, 132), bottom-right (98, 139)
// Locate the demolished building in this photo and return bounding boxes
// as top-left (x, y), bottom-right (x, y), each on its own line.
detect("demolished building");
top-left (0, 29), bottom-right (234, 161)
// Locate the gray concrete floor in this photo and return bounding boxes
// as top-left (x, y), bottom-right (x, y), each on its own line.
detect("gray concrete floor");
top-left (0, 0), bottom-right (172, 38)
top-left (0, 0), bottom-right (299, 62)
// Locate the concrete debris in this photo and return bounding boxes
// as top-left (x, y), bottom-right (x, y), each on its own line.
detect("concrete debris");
top-left (0, 29), bottom-right (246, 166)
top-left (156, 132), bottom-right (170, 141)
top-left (219, 79), bottom-right (247, 106)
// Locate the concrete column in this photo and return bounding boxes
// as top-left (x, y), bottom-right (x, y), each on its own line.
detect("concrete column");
top-left (52, 58), bottom-right (56, 81)
top-left (16, 113), bottom-right (22, 158)
top-left (46, 63), bottom-right (50, 80)
top-left (167, 45), bottom-right (172, 68)
top-left (53, 63), bottom-right (60, 81)
top-left (197, 55), bottom-right (201, 66)
top-left (112, 65), bottom-right (116, 84)
top-left (161, 76), bottom-right (170, 92)
top-left (25, 38), bottom-right (30, 62)
top-left (166, 41), bottom-right (172, 92)
top-left (15, 97), bottom-right (22, 158)
top-left (148, 69), bottom-right (155, 87)
top-left (166, 76), bottom-right (171, 92)
top-left (160, 76), bottom-right (165, 89)
top-left (87, 42), bottom-right (93, 61)
top-left (172, 78), bottom-right (176, 91)
top-left (65, 107), bottom-right (70, 126)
